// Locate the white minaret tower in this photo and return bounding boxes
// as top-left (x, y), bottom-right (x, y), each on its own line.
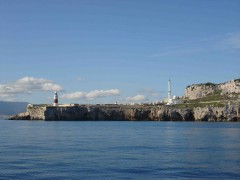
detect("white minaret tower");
top-left (168, 79), bottom-right (171, 100)
top-left (53, 91), bottom-right (58, 106)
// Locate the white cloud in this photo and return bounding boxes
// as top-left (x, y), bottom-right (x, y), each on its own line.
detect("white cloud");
top-left (77, 77), bottom-right (83, 81)
top-left (86, 89), bottom-right (120, 99)
top-left (42, 83), bottom-right (62, 91)
top-left (125, 94), bottom-right (146, 103)
top-left (138, 88), bottom-right (161, 96)
top-left (0, 77), bottom-right (63, 100)
top-left (62, 89), bottom-right (121, 100)
top-left (62, 92), bottom-right (86, 100)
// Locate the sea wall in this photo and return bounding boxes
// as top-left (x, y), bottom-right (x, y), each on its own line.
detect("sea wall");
top-left (185, 79), bottom-right (240, 100)
top-left (9, 104), bottom-right (240, 122)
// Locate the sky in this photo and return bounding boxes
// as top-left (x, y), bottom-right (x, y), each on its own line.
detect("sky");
top-left (0, 0), bottom-right (240, 104)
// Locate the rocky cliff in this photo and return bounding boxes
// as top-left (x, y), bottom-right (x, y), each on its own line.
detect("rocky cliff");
top-left (9, 78), bottom-right (240, 122)
top-left (9, 104), bottom-right (240, 122)
top-left (185, 79), bottom-right (240, 100)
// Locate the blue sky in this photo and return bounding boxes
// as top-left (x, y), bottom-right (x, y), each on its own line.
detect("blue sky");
top-left (0, 0), bottom-right (240, 104)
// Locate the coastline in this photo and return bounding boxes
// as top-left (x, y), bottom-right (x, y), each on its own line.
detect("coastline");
top-left (9, 104), bottom-right (240, 122)
top-left (8, 79), bottom-right (240, 121)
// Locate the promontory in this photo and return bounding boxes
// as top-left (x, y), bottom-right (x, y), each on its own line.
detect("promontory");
top-left (9, 79), bottom-right (240, 121)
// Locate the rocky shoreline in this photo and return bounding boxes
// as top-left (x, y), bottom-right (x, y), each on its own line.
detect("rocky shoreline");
top-left (9, 104), bottom-right (240, 122)
top-left (9, 78), bottom-right (240, 121)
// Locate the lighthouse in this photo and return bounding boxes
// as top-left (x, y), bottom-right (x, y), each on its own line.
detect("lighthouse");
top-left (53, 91), bottom-right (58, 106)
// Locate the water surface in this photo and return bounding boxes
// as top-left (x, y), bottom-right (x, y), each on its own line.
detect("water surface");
top-left (0, 120), bottom-right (239, 179)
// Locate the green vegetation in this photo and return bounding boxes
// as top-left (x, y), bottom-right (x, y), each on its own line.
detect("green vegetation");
top-left (28, 104), bottom-right (50, 108)
top-left (172, 90), bottom-right (236, 109)
top-left (203, 82), bottom-right (216, 86)
top-left (186, 82), bottom-right (216, 89)
top-left (173, 102), bottom-right (225, 109)
top-left (39, 104), bottom-right (51, 107)
top-left (187, 92), bottom-right (228, 104)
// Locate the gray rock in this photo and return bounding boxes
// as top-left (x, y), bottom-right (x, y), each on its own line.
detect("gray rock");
top-left (185, 79), bottom-right (240, 100)
top-left (9, 104), bottom-right (240, 121)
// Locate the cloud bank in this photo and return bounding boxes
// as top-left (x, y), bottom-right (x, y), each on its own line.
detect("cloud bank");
top-left (62, 89), bottom-right (121, 100)
top-left (125, 94), bottom-right (146, 103)
top-left (138, 88), bottom-right (161, 96)
top-left (0, 77), bottom-right (62, 100)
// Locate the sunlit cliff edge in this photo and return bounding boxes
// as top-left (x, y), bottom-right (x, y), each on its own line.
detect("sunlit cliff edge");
top-left (9, 79), bottom-right (240, 121)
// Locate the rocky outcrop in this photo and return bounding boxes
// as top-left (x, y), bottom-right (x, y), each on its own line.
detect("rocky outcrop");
top-left (193, 105), bottom-right (240, 121)
top-left (9, 104), bottom-right (240, 122)
top-left (185, 79), bottom-right (240, 99)
top-left (9, 112), bottom-right (30, 120)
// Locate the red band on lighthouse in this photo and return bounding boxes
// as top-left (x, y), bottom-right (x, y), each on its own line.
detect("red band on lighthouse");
top-left (53, 91), bottom-right (58, 106)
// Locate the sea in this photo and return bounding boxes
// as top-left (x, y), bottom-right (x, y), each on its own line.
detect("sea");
top-left (0, 120), bottom-right (239, 179)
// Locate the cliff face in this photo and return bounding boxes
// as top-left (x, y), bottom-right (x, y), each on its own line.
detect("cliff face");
top-left (9, 104), bottom-right (240, 122)
top-left (185, 79), bottom-right (240, 100)
top-left (193, 105), bottom-right (239, 121)
top-left (8, 78), bottom-right (240, 121)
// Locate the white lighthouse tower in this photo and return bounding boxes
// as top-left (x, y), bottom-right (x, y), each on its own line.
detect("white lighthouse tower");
top-left (53, 91), bottom-right (58, 106)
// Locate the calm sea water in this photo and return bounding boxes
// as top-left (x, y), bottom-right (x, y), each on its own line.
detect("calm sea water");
top-left (0, 120), bottom-right (239, 179)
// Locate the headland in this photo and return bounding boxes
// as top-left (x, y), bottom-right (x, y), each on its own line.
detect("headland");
top-left (9, 79), bottom-right (240, 121)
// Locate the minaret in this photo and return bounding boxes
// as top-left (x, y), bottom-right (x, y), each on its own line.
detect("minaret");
top-left (53, 91), bottom-right (58, 106)
top-left (168, 79), bottom-right (171, 100)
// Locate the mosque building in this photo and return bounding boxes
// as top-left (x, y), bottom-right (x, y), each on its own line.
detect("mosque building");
top-left (167, 80), bottom-right (182, 105)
